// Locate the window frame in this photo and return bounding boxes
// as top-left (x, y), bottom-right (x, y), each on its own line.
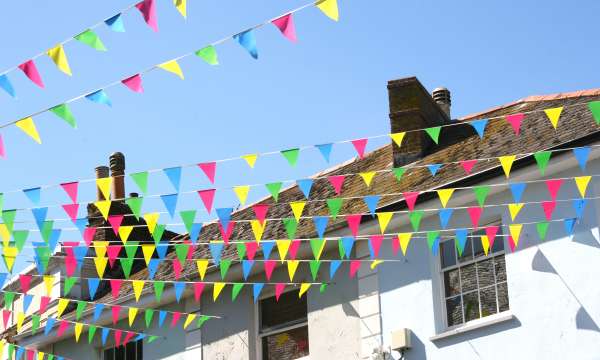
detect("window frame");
top-left (437, 219), bottom-right (510, 330)
top-left (100, 338), bottom-right (143, 360)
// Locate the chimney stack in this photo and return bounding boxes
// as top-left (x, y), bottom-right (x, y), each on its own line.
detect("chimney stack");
top-left (432, 87), bottom-right (451, 118)
top-left (109, 152), bottom-right (126, 200)
top-left (95, 166), bottom-right (109, 201)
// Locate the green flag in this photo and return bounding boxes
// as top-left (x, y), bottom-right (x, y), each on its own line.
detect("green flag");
top-left (536, 222), bottom-right (550, 241)
top-left (126, 197), bottom-right (144, 220)
top-left (2, 209), bottom-right (16, 233)
top-left (319, 283), bottom-right (328, 293)
top-left (130, 171), bottom-right (149, 194)
top-left (76, 300), bottom-right (87, 320)
top-left (34, 246), bottom-right (51, 273)
top-left (338, 239), bottom-right (345, 259)
top-left (281, 148), bottom-right (300, 167)
top-left (473, 185), bottom-right (490, 207)
top-left (31, 314), bottom-right (40, 334)
top-left (145, 309), bottom-right (155, 327)
top-left (4, 292), bottom-right (15, 309)
top-left (88, 325), bottom-right (97, 343)
top-left (175, 243), bottom-right (190, 263)
top-left (283, 218), bottom-right (298, 239)
top-left (64, 277), bottom-right (77, 296)
top-left (326, 198), bottom-right (343, 220)
top-left (427, 231), bottom-right (440, 252)
top-left (50, 103), bottom-right (77, 128)
top-left (265, 182), bottom-right (283, 202)
top-left (392, 167), bottom-right (406, 182)
top-left (425, 126), bottom-right (442, 144)
top-left (534, 151), bottom-right (552, 175)
top-left (153, 224), bottom-right (166, 245)
top-left (409, 210), bottom-right (424, 231)
top-left (310, 238), bottom-right (325, 260)
top-left (74, 29), bottom-right (107, 51)
top-left (120, 258), bottom-right (134, 278)
top-left (196, 315), bottom-right (210, 328)
top-left (195, 45), bottom-right (219, 65)
top-left (124, 242), bottom-right (139, 259)
top-left (13, 230), bottom-right (28, 252)
top-left (148, 335), bottom-right (160, 343)
top-left (0, 193), bottom-right (4, 213)
top-left (236, 243), bottom-right (247, 260)
top-left (231, 283), bottom-right (244, 301)
top-left (179, 210), bottom-right (196, 233)
top-left (220, 259), bottom-right (232, 279)
top-left (588, 101), bottom-right (600, 125)
top-left (309, 260), bottom-right (321, 281)
top-left (41, 220), bottom-right (54, 243)
top-left (154, 281), bottom-right (165, 302)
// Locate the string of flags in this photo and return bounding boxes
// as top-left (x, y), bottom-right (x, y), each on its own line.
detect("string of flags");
top-left (0, 340), bottom-right (70, 360)
top-left (0, 0), bottom-right (341, 153)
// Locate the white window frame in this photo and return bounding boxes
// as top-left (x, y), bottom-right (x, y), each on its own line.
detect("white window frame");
top-left (437, 219), bottom-right (510, 330)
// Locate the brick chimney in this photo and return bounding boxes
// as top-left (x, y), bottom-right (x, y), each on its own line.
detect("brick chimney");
top-left (109, 152), bottom-right (126, 200)
top-left (94, 165), bottom-right (109, 200)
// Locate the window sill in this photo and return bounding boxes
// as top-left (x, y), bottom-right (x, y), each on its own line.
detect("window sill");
top-left (430, 312), bottom-right (515, 341)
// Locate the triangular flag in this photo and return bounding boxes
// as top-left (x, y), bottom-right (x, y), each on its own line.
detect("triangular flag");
top-left (62, 204), bottom-right (79, 221)
top-left (351, 138), bottom-right (368, 159)
top-left (272, 13), bottom-right (297, 42)
top-left (309, 261), bottom-right (321, 281)
top-left (86, 89), bottom-right (112, 106)
top-left (130, 172), bottom-right (148, 194)
top-left (573, 147), bottom-right (591, 171)
top-left (485, 225), bottom-right (499, 250)
top-left (46, 44), bottom-right (72, 76)
top-left (160, 193), bottom-right (178, 217)
top-left (508, 203), bottom-right (524, 221)
top-left (281, 148), bottom-right (300, 167)
top-left (505, 113), bottom-right (524, 135)
top-left (172, 0), bottom-right (187, 18)
top-left (376, 212), bottom-right (393, 234)
top-left (251, 220), bottom-right (266, 241)
top-left (122, 74), bottom-right (143, 93)
top-left (508, 224), bottom-right (523, 252)
top-left (143, 212), bottom-right (159, 234)
top-left (509, 183), bottom-right (526, 203)
top-left (467, 207), bottom-right (482, 228)
top-left (96, 177), bottom-right (112, 200)
top-left (316, 0), bottom-right (339, 21)
top-left (544, 107), bottom-right (563, 129)
top-left (216, 207), bottom-right (233, 230)
top-left (545, 179), bottom-right (563, 200)
top-left (454, 229), bottom-right (468, 256)
top-left (234, 30), bottom-right (258, 59)
top-left (0, 74), bottom-right (16, 98)
top-left (327, 198), bottom-right (343, 220)
top-left (409, 210), bottom-right (424, 231)
top-left (427, 231), bottom-right (440, 255)
top-left (424, 126), bottom-right (441, 144)
top-left (277, 240), bottom-right (291, 261)
top-left (368, 235), bottom-right (384, 258)
top-left (135, 0), bottom-right (158, 32)
top-left (536, 222), bottom-right (550, 241)
top-left (310, 238), bottom-right (326, 260)
top-left (241, 154), bottom-right (258, 168)
top-left (359, 172), bottom-right (376, 187)
top-left (18, 60), bottom-right (44, 88)
top-left (349, 260), bottom-right (361, 278)
top-left (74, 29), bottom-right (107, 51)
top-left (253, 204), bottom-right (269, 225)
top-left (126, 197), bottom-right (143, 220)
top-left (287, 260), bottom-right (299, 281)
top-left (158, 60), bottom-right (184, 79)
top-left (460, 159), bottom-right (477, 175)
top-left (498, 155), bottom-right (516, 178)
top-left (588, 101), bottom-right (600, 125)
top-left (163, 166), bottom-right (182, 191)
top-left (290, 201), bottom-right (306, 221)
top-left (470, 119), bottom-right (488, 139)
top-left (315, 143), bottom-right (333, 162)
top-left (534, 151), bottom-right (552, 175)
top-left (141, 244), bottom-right (155, 265)
top-left (118, 226), bottom-right (134, 244)
top-left (390, 132), bottom-right (406, 147)
top-left (341, 236), bottom-right (354, 259)
top-left (328, 175), bottom-right (345, 195)
top-left (398, 233), bottom-right (412, 256)
top-left (363, 195), bottom-right (380, 215)
top-left (542, 201), bottom-right (556, 221)
top-left (16, 117), bottom-right (42, 144)
top-left (564, 218), bottom-right (577, 236)
top-left (403, 192), bottom-right (420, 211)
top-left (23, 187), bottom-right (41, 205)
top-left (573, 199), bottom-right (587, 219)
top-left (437, 189), bottom-right (454, 208)
top-left (198, 162), bottom-right (216, 183)
top-left (473, 185), bottom-right (490, 207)
top-left (265, 182), bottom-right (282, 201)
top-left (197, 189), bottom-right (216, 213)
top-left (108, 215), bottom-right (124, 235)
top-left (574, 176), bottom-right (591, 198)
top-left (94, 200), bottom-right (111, 219)
top-left (438, 208), bottom-right (454, 229)
top-left (195, 45), bottom-right (219, 65)
top-left (50, 104), bottom-right (76, 128)
top-left (264, 260), bottom-right (277, 280)
top-left (105, 13), bottom-right (125, 32)
top-left (60, 182), bottom-right (79, 203)
top-left (313, 216), bottom-right (328, 239)
top-left (213, 283), bottom-right (226, 301)
top-left (297, 179), bottom-right (313, 198)
top-left (427, 164), bottom-right (442, 176)
top-left (233, 185), bottom-right (250, 205)
top-left (346, 214), bottom-right (362, 237)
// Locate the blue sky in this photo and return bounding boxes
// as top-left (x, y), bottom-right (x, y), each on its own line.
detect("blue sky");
top-left (0, 0), bottom-right (599, 273)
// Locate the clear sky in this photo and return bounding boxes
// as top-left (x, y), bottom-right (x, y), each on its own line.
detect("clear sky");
top-left (0, 0), bottom-right (599, 273)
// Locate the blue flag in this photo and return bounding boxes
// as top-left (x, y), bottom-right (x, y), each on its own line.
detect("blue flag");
top-left (44, 317), bottom-right (56, 335)
top-left (253, 283), bottom-right (264, 302)
top-left (329, 260), bottom-right (342, 279)
top-left (470, 119), bottom-right (488, 139)
top-left (342, 237), bottom-right (355, 259)
top-left (573, 147), bottom-right (591, 171)
top-left (313, 216), bottom-right (329, 239)
top-left (509, 183), bottom-right (527, 203)
top-left (210, 243), bottom-right (224, 265)
top-left (234, 29), bottom-right (258, 59)
top-left (297, 179), bottom-right (314, 199)
top-left (242, 260), bottom-right (254, 280)
top-left (23, 187), bottom-right (41, 205)
top-left (174, 282), bottom-right (186, 302)
top-left (216, 208), bottom-right (233, 229)
top-left (363, 195), bottom-right (380, 216)
top-left (315, 143), bottom-right (333, 162)
top-left (160, 193), bottom-right (178, 218)
top-left (439, 208), bottom-right (454, 229)
top-left (101, 327), bottom-right (110, 345)
top-left (189, 223), bottom-right (202, 244)
top-left (31, 207), bottom-right (48, 231)
top-left (262, 241), bottom-right (275, 259)
top-left (148, 259), bottom-right (160, 279)
top-left (573, 199), bottom-right (587, 219)
top-left (427, 164), bottom-right (442, 176)
top-left (163, 167), bottom-right (182, 191)
top-left (105, 13), bottom-right (125, 32)
top-left (0, 74), bottom-right (16, 98)
top-left (158, 310), bottom-right (168, 327)
top-left (93, 303), bottom-right (105, 321)
top-left (85, 89), bottom-right (112, 106)
top-left (88, 278), bottom-right (100, 299)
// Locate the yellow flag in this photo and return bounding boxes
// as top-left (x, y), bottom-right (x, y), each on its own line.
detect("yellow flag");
top-left (437, 189), bottom-right (455, 208)
top-left (74, 322), bottom-right (83, 342)
top-left (128, 307), bottom-right (139, 326)
top-left (359, 172), bottom-right (376, 187)
top-left (498, 155), bottom-right (516, 178)
top-left (16, 312), bottom-right (25, 332)
top-left (158, 59), bottom-right (184, 79)
top-left (43, 275), bottom-right (55, 296)
top-left (481, 235), bottom-right (490, 256)
top-left (142, 244), bottom-right (155, 265)
top-left (233, 185), bottom-right (250, 205)
top-left (241, 154), bottom-right (258, 168)
top-left (94, 200), bottom-right (111, 220)
top-left (213, 282), bottom-right (226, 301)
top-left (46, 44), bottom-right (72, 76)
top-left (96, 177), bottom-right (112, 201)
top-left (370, 260), bottom-right (384, 270)
top-left (390, 132), bottom-right (406, 147)
top-left (94, 241), bottom-right (109, 258)
top-left (376, 212), bottom-right (393, 234)
top-left (132, 280), bottom-right (145, 301)
top-left (0, 224), bottom-right (10, 247)
top-left (118, 226), bottom-right (134, 244)
top-left (37, 352), bottom-right (45, 360)
top-left (3, 247), bottom-right (17, 272)
top-left (398, 233), bottom-right (412, 255)
top-left (251, 220), bottom-right (266, 242)
top-left (508, 203), bottom-right (524, 221)
top-left (143, 213), bottom-right (160, 234)
top-left (183, 313), bottom-right (196, 329)
top-left (509, 224), bottom-right (523, 248)
top-left (544, 107), bottom-right (563, 129)
top-left (574, 176), bottom-right (591, 198)
top-left (299, 283), bottom-right (311, 298)
top-left (15, 117), bottom-right (42, 144)
top-left (287, 260), bottom-right (299, 281)
top-left (196, 260), bottom-right (209, 280)
top-left (173, 0), bottom-right (187, 18)
top-left (276, 239), bottom-right (291, 262)
top-left (94, 257), bottom-right (108, 278)
top-left (316, 0), bottom-right (339, 21)
top-left (57, 298), bottom-right (70, 317)
top-left (290, 201), bottom-right (306, 221)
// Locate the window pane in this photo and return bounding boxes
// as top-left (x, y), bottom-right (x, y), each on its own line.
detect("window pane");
top-left (104, 348), bottom-right (114, 360)
top-left (480, 285), bottom-right (498, 317)
top-left (457, 237), bottom-right (473, 263)
top-left (494, 257), bottom-right (507, 282)
top-left (115, 345), bottom-right (125, 360)
top-left (463, 292), bottom-right (480, 322)
top-left (460, 263), bottom-right (477, 292)
top-left (497, 282), bottom-right (510, 312)
top-left (260, 290), bottom-right (307, 332)
top-left (444, 269), bottom-right (460, 297)
top-left (445, 296), bottom-right (462, 327)
top-left (262, 325), bottom-right (309, 360)
top-left (477, 258), bottom-right (495, 288)
top-left (441, 240), bottom-right (456, 268)
top-left (126, 342), bottom-right (136, 360)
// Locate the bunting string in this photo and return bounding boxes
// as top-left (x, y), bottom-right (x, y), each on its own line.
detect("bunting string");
top-left (0, 340), bottom-right (71, 360)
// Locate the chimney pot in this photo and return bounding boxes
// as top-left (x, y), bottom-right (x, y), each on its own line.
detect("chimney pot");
top-left (95, 166), bottom-right (109, 200)
top-left (432, 87), bottom-right (451, 118)
top-left (109, 152), bottom-right (126, 200)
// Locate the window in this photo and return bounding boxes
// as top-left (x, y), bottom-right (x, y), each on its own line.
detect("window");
top-left (440, 224), bottom-right (509, 328)
top-left (103, 339), bottom-right (143, 360)
top-left (259, 290), bottom-right (309, 360)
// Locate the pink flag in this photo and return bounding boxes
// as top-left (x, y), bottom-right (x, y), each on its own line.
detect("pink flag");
top-left (135, 0), bottom-right (158, 32)
top-left (198, 162), bottom-right (216, 183)
top-left (107, 245), bottom-right (123, 267)
top-left (467, 207), bottom-right (483, 229)
top-left (245, 242), bottom-right (259, 260)
top-left (64, 250), bottom-right (77, 277)
top-left (114, 329), bottom-right (123, 347)
top-left (351, 139), bottom-right (368, 159)
top-left (62, 204), bottom-right (80, 222)
top-left (460, 159), bottom-right (477, 174)
top-left (403, 192), bottom-right (420, 211)
top-left (288, 239), bottom-right (301, 260)
top-left (60, 182), bottom-right (79, 203)
top-left (18, 60), bottom-right (44, 88)
top-left (110, 279), bottom-right (123, 299)
top-left (275, 283), bottom-right (286, 301)
top-left (506, 113), bottom-right (525, 135)
top-left (485, 226), bottom-right (499, 249)
top-left (19, 274), bottom-right (32, 293)
top-left (545, 179), bottom-right (563, 201)
top-left (170, 312), bottom-right (182, 328)
top-left (391, 235), bottom-right (400, 255)
top-left (57, 320), bottom-right (69, 337)
top-left (39, 296), bottom-right (51, 314)
top-left (542, 200), bottom-right (556, 221)
top-left (328, 175), bottom-right (345, 195)
top-left (121, 74), bottom-right (144, 93)
top-left (26, 349), bottom-right (35, 360)
top-left (264, 260), bottom-right (276, 280)
top-left (108, 215), bottom-right (124, 235)
top-left (508, 235), bottom-right (517, 252)
top-left (193, 282), bottom-right (205, 302)
top-left (197, 189), bottom-right (216, 213)
top-left (0, 134), bottom-right (5, 158)
top-left (217, 221), bottom-right (235, 245)
top-left (349, 260), bottom-right (361, 278)
top-left (173, 260), bottom-right (183, 280)
top-left (83, 227), bottom-right (97, 247)
top-left (111, 305), bottom-right (122, 325)
top-left (252, 204), bottom-right (269, 225)
top-left (2, 310), bottom-right (10, 328)
top-left (369, 235), bottom-right (384, 258)
top-left (346, 214), bottom-right (362, 237)
top-left (123, 331), bottom-right (136, 345)
top-left (272, 13), bottom-right (297, 42)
